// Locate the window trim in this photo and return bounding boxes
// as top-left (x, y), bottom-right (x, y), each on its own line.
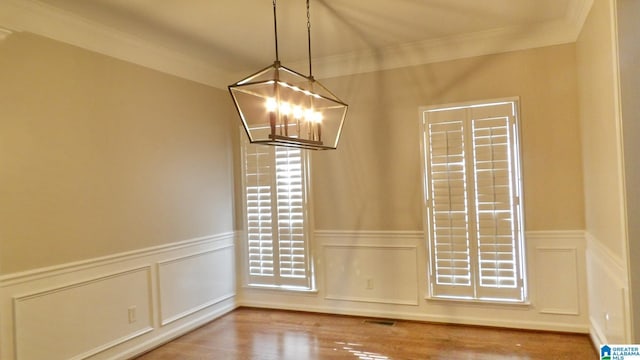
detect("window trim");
top-left (418, 97), bottom-right (527, 304)
top-left (239, 132), bottom-right (316, 291)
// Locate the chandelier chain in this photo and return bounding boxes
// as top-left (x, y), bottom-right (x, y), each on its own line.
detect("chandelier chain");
top-left (307, 0), bottom-right (312, 77)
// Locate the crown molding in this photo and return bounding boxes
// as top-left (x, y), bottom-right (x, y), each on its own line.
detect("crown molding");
top-left (0, 0), bottom-right (232, 87)
top-left (566, 0), bottom-right (595, 39)
top-left (0, 0), bottom-right (594, 88)
top-left (290, 19), bottom-right (580, 80)
top-left (301, 0), bottom-right (594, 79)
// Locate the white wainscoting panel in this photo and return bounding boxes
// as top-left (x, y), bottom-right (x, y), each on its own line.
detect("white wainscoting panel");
top-left (158, 245), bottom-right (235, 326)
top-left (13, 267), bottom-right (152, 360)
top-left (320, 231), bottom-right (422, 307)
top-left (586, 232), bottom-right (630, 345)
top-left (535, 248), bottom-right (580, 315)
top-left (324, 245), bottom-right (419, 305)
top-left (526, 231), bottom-right (588, 324)
top-left (0, 232), bottom-right (236, 360)
top-left (240, 230), bottom-right (590, 333)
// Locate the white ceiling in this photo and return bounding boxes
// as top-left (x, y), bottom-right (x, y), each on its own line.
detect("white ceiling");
top-left (0, 0), bottom-right (592, 88)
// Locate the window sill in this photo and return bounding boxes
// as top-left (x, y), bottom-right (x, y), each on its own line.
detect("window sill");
top-left (425, 296), bottom-right (531, 308)
top-left (243, 284), bottom-right (319, 295)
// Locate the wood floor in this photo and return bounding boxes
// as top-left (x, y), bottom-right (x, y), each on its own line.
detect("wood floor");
top-left (135, 307), bottom-right (597, 359)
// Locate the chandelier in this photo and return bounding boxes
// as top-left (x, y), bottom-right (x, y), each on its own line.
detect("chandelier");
top-left (228, 0), bottom-right (348, 150)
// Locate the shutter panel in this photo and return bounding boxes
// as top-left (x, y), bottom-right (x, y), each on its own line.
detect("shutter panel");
top-left (425, 109), bottom-right (473, 298)
top-left (244, 141), bottom-right (276, 285)
top-left (275, 146), bottom-right (309, 281)
top-left (470, 105), bottom-right (523, 301)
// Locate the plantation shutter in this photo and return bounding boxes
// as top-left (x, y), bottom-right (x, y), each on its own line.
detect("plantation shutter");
top-left (244, 141), bottom-right (275, 285)
top-left (274, 146), bottom-right (309, 282)
top-left (242, 137), bottom-right (311, 289)
top-left (425, 109), bottom-right (473, 298)
top-left (423, 101), bottom-right (525, 302)
top-left (470, 105), bottom-right (523, 300)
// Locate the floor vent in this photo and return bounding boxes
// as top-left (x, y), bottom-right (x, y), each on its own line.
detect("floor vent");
top-left (363, 319), bottom-right (396, 326)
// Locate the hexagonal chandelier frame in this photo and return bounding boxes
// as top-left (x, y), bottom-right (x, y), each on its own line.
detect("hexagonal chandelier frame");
top-left (228, 0), bottom-right (348, 150)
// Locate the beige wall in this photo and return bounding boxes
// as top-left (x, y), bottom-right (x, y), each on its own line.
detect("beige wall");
top-left (312, 44), bottom-right (584, 231)
top-left (0, 33), bottom-right (235, 274)
top-left (617, 0), bottom-right (640, 342)
top-left (576, 0), bottom-right (636, 343)
top-left (576, 0), bottom-right (626, 259)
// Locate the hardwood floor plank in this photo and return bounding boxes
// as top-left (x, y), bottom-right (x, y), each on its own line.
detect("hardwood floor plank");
top-left (135, 308), bottom-right (597, 359)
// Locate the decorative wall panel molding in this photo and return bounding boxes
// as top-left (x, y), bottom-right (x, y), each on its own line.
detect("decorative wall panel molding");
top-left (535, 247), bottom-right (580, 315)
top-left (585, 232), bottom-right (630, 345)
top-left (0, 232), bottom-right (234, 286)
top-left (324, 244), bottom-right (419, 305)
top-left (13, 267), bottom-right (153, 360)
top-left (240, 229), bottom-right (590, 333)
top-left (158, 245), bottom-right (235, 326)
top-left (0, 233), bottom-right (236, 360)
top-left (527, 230), bottom-right (588, 319)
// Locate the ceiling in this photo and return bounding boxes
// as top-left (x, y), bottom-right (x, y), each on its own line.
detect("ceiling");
top-left (0, 0), bottom-right (592, 88)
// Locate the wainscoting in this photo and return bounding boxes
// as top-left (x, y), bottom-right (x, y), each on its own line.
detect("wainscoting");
top-left (585, 232), bottom-right (631, 345)
top-left (323, 232), bottom-right (420, 306)
top-left (1, 230), bottom-right (595, 359)
top-left (239, 230), bottom-right (590, 333)
top-left (0, 232), bottom-right (236, 360)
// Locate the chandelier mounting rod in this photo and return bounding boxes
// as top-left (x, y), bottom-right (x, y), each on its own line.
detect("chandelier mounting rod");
top-left (273, 0), bottom-right (279, 62)
top-left (306, 0), bottom-right (313, 78)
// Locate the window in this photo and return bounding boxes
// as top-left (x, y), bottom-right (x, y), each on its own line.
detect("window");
top-left (241, 135), bottom-right (314, 290)
top-left (420, 99), bottom-right (526, 302)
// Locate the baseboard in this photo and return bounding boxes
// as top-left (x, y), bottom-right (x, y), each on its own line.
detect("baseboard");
top-left (113, 300), bottom-right (237, 360)
top-left (590, 317), bottom-right (606, 349)
top-left (238, 300), bottom-right (590, 334)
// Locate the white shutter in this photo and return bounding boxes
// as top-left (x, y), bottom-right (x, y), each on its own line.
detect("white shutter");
top-left (244, 141), bottom-right (276, 285)
top-left (423, 101), bottom-right (525, 302)
top-left (275, 146), bottom-right (309, 281)
top-left (425, 109), bottom-right (474, 298)
top-left (242, 136), bottom-right (312, 289)
top-left (470, 104), bottom-right (522, 301)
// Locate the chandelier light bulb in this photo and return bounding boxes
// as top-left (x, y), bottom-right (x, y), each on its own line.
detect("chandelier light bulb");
top-left (279, 102), bottom-right (292, 115)
top-left (303, 109), bottom-right (314, 121)
top-left (265, 97), bottom-right (278, 112)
